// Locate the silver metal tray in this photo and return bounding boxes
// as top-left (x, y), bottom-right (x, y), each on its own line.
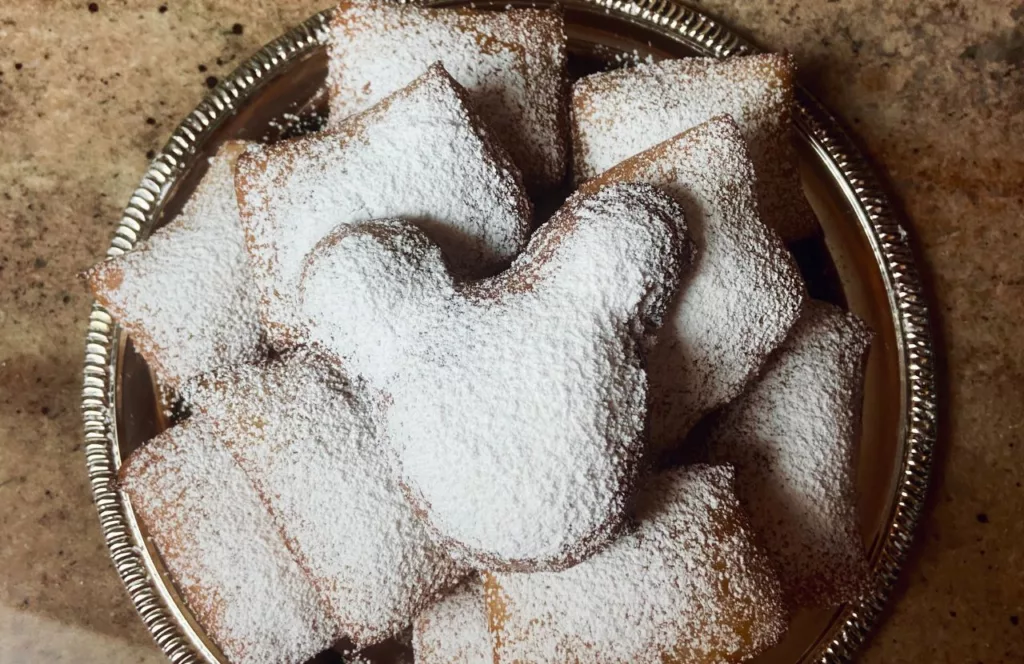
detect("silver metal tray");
top-left (81, 1), bottom-right (937, 662)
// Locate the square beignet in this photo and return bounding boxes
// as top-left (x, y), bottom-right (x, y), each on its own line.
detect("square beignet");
top-left (86, 142), bottom-right (260, 393)
top-left (119, 415), bottom-right (334, 664)
top-left (485, 465), bottom-right (787, 664)
top-left (704, 300), bottom-right (873, 607)
top-left (572, 54), bottom-right (817, 241)
top-left (188, 351), bottom-right (464, 647)
top-left (327, 2), bottom-right (568, 191)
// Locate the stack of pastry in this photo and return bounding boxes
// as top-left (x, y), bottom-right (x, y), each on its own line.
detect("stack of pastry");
top-left (86, 3), bottom-right (874, 663)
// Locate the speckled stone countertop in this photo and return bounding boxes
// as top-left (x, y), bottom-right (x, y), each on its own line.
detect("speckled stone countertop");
top-left (0, 0), bottom-right (1021, 662)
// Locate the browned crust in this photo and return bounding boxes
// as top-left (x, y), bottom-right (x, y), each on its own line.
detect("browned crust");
top-left (481, 573), bottom-right (507, 664)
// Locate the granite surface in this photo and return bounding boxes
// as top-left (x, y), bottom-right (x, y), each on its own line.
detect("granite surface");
top-left (0, 0), bottom-right (1021, 662)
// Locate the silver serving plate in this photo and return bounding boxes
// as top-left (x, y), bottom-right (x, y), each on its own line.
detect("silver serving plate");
top-left (81, 1), bottom-right (937, 662)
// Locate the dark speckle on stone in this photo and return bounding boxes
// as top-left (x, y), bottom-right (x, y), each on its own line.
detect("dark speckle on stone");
top-left (88, 2), bottom-right (98, 12)
top-left (959, 26), bottom-right (1024, 67)
top-left (145, 117), bottom-right (156, 125)
top-left (1012, 615), bottom-right (1020, 626)
top-left (197, 63), bottom-right (207, 73)
top-left (40, 406), bottom-right (49, 416)
top-left (232, 23), bottom-right (244, 36)
top-left (61, 293), bottom-right (71, 304)
top-left (15, 63), bottom-right (23, 70)
top-left (145, 149), bottom-right (156, 160)
top-left (205, 75), bottom-right (218, 89)
top-left (159, 4), bottom-right (168, 13)
top-left (33, 257), bottom-right (46, 268)
top-left (950, 610), bottom-right (957, 617)
top-left (977, 513), bottom-right (990, 524)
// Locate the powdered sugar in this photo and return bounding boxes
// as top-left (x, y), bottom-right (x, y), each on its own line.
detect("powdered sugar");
top-left (703, 300), bottom-right (872, 607)
top-left (327, 3), bottom-right (568, 190)
top-left (237, 63), bottom-right (531, 347)
top-left (572, 54), bottom-right (818, 241)
top-left (413, 578), bottom-right (493, 664)
top-left (86, 142), bottom-right (261, 391)
top-left (119, 416), bottom-right (332, 664)
top-left (341, 632), bottom-right (416, 664)
top-left (583, 116), bottom-right (806, 453)
top-left (487, 465), bottom-right (787, 663)
top-left (188, 351), bottom-right (463, 647)
top-left (299, 183), bottom-right (688, 570)
top-left (103, 34), bottom-right (860, 657)
top-left (622, 49), bottom-right (655, 66)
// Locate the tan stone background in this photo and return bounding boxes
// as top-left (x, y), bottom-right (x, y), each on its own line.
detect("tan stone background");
top-left (0, 0), bottom-right (1021, 662)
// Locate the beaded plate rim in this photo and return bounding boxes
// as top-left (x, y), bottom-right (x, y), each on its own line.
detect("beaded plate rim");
top-left (80, 2), bottom-right (937, 663)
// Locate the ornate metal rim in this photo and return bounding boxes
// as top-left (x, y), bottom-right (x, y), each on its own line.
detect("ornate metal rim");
top-left (81, 2), bottom-right (937, 663)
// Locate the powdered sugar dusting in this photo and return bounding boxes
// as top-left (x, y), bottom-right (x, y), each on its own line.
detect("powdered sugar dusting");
top-left (584, 116), bottom-right (806, 453)
top-left (487, 465), bottom-right (787, 663)
top-left (606, 48), bottom-right (656, 67)
top-left (704, 300), bottom-right (872, 607)
top-left (188, 352), bottom-right (463, 647)
top-left (119, 416), bottom-right (332, 664)
top-left (86, 142), bottom-right (261, 391)
top-left (572, 54), bottom-right (818, 241)
top-left (327, 3), bottom-right (568, 190)
top-left (413, 578), bottom-right (493, 664)
top-left (298, 183), bottom-right (688, 570)
top-left (237, 63), bottom-right (531, 347)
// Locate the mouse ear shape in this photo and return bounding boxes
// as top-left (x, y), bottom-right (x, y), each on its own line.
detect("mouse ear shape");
top-left (500, 183), bottom-right (690, 340)
top-left (300, 219), bottom-right (455, 374)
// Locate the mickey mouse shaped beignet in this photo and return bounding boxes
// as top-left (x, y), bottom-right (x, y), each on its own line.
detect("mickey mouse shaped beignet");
top-left (299, 183), bottom-right (691, 571)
